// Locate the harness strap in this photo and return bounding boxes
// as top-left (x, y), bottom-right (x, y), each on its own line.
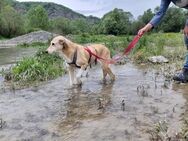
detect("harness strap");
top-left (88, 50), bottom-right (92, 64)
top-left (84, 47), bottom-right (114, 64)
top-left (67, 48), bottom-right (94, 69)
top-left (84, 47), bottom-right (104, 60)
top-left (85, 47), bottom-right (98, 68)
top-left (67, 49), bottom-right (81, 68)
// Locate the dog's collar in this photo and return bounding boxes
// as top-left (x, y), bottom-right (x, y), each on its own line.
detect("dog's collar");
top-left (67, 49), bottom-right (81, 68)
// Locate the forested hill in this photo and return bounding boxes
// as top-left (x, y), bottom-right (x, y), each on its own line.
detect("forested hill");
top-left (11, 1), bottom-right (100, 23)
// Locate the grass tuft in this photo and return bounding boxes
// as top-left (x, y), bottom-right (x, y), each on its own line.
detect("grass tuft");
top-left (9, 49), bottom-right (65, 84)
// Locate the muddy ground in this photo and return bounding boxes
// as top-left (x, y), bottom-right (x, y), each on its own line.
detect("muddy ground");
top-left (0, 61), bottom-right (187, 141)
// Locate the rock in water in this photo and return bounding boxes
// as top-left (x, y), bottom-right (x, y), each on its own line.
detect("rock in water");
top-left (148, 56), bottom-right (169, 63)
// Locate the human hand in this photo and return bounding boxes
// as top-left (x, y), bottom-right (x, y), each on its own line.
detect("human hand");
top-left (138, 23), bottom-right (153, 35)
top-left (184, 25), bottom-right (188, 37)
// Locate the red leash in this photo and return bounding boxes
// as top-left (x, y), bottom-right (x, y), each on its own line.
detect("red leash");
top-left (123, 33), bottom-right (143, 55)
top-left (84, 33), bottom-right (144, 64)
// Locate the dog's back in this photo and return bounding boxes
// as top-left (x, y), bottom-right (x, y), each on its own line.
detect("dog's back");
top-left (87, 44), bottom-right (111, 60)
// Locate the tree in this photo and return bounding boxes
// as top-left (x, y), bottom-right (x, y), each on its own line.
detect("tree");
top-left (72, 18), bottom-right (92, 34)
top-left (50, 17), bottom-right (76, 35)
top-left (27, 5), bottom-right (49, 30)
top-left (157, 7), bottom-right (185, 32)
top-left (0, 0), bottom-right (6, 11)
top-left (99, 8), bottom-right (133, 35)
top-left (0, 5), bottom-right (24, 37)
top-left (130, 9), bottom-right (154, 35)
top-left (140, 9), bottom-right (154, 24)
top-left (130, 20), bottom-right (144, 35)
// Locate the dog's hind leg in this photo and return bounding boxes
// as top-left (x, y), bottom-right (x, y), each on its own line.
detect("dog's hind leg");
top-left (102, 62), bottom-right (115, 82)
top-left (102, 51), bottom-right (115, 82)
top-left (102, 67), bottom-right (108, 82)
top-left (106, 66), bottom-right (115, 81)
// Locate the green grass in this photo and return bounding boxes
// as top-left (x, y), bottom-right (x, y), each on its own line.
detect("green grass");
top-left (5, 48), bottom-right (65, 86)
top-left (132, 33), bottom-right (185, 63)
top-left (17, 42), bottom-right (48, 48)
top-left (16, 33), bottom-right (184, 64)
top-left (2, 33), bottom-right (186, 87)
top-left (0, 36), bottom-right (8, 40)
top-left (68, 33), bottom-right (185, 63)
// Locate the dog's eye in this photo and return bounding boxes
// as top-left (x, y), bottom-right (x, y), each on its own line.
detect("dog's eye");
top-left (52, 43), bottom-right (55, 46)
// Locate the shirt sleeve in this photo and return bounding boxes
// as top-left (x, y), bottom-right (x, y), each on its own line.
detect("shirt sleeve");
top-left (186, 19), bottom-right (188, 26)
top-left (149, 0), bottom-right (171, 27)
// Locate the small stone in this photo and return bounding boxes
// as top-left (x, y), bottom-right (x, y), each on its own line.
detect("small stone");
top-left (148, 56), bottom-right (169, 63)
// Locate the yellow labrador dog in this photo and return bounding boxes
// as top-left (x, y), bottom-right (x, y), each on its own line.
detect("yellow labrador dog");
top-left (46, 36), bottom-right (115, 86)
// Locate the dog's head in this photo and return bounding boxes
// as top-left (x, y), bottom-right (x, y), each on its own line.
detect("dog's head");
top-left (46, 36), bottom-right (68, 54)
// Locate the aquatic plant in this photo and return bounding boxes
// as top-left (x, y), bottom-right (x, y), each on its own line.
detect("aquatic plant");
top-left (10, 49), bottom-right (65, 83)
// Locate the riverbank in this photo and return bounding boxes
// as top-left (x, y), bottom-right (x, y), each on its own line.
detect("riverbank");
top-left (0, 30), bottom-right (57, 48)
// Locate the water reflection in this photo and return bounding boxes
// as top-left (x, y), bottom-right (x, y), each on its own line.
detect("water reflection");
top-left (172, 83), bottom-right (188, 117)
top-left (58, 83), bottom-right (114, 131)
top-left (0, 47), bottom-right (36, 66)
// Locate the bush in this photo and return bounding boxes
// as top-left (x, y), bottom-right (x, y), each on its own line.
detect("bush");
top-left (27, 5), bottom-right (49, 30)
top-left (11, 49), bottom-right (65, 83)
top-left (0, 5), bottom-right (25, 37)
top-left (50, 17), bottom-right (76, 35)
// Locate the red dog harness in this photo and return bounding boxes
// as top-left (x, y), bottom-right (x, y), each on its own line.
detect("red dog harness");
top-left (67, 33), bottom-right (143, 67)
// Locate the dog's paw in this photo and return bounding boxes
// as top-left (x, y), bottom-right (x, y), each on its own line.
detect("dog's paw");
top-left (111, 75), bottom-right (116, 82)
top-left (73, 79), bottom-right (82, 87)
top-left (99, 79), bottom-right (107, 85)
top-left (85, 72), bottom-right (89, 78)
top-left (81, 72), bottom-right (89, 78)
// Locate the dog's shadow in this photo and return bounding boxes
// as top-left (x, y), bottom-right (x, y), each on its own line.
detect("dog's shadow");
top-left (58, 82), bottom-right (114, 132)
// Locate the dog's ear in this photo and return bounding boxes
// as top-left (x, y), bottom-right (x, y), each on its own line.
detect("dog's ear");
top-left (59, 39), bottom-right (68, 49)
top-left (59, 39), bottom-right (64, 45)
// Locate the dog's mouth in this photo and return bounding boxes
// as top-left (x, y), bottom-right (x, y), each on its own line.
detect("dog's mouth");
top-left (46, 48), bottom-right (55, 54)
top-left (45, 50), bottom-right (49, 54)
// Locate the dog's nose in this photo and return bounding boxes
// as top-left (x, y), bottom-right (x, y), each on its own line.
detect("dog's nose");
top-left (45, 50), bottom-right (48, 54)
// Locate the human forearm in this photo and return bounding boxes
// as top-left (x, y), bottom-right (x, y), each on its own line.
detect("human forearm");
top-left (186, 19), bottom-right (188, 26)
top-left (138, 0), bottom-right (171, 35)
top-left (184, 19), bottom-right (188, 37)
top-left (138, 23), bottom-right (153, 35)
top-left (150, 0), bottom-right (171, 27)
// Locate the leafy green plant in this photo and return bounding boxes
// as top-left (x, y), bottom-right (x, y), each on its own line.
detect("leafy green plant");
top-left (27, 5), bottom-right (49, 30)
top-left (11, 49), bottom-right (64, 83)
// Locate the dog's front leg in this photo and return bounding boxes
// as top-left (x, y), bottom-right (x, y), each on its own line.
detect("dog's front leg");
top-left (74, 65), bottom-right (87, 85)
top-left (81, 67), bottom-right (89, 78)
top-left (67, 64), bottom-right (75, 86)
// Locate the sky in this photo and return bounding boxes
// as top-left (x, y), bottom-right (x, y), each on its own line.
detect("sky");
top-left (16, 0), bottom-right (171, 18)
